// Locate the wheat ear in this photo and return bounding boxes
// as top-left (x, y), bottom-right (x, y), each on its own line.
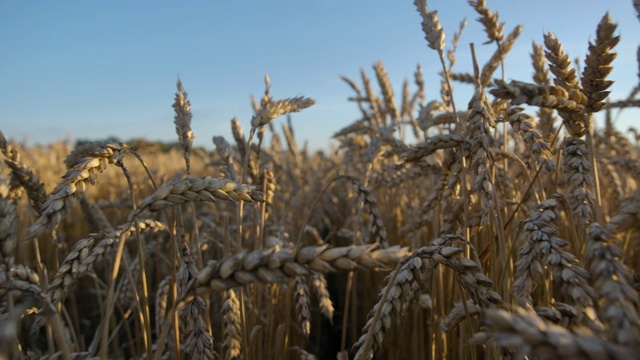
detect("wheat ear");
top-left (28, 142), bottom-right (126, 239)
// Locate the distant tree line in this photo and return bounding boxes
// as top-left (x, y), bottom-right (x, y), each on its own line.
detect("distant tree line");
top-left (75, 136), bottom-right (208, 153)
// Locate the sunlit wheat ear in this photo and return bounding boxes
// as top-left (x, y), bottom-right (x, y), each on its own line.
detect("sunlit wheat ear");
top-left (0, 132), bottom-right (47, 215)
top-left (586, 223), bottom-right (640, 347)
top-left (222, 289), bottom-right (242, 360)
top-left (470, 307), bottom-right (636, 359)
top-left (231, 117), bottom-right (247, 161)
top-left (581, 13), bottom-right (619, 113)
top-left (173, 79), bottom-right (195, 174)
top-left (3, 158), bottom-right (46, 215)
top-left (360, 68), bottom-right (385, 127)
top-left (0, 131), bottom-right (25, 201)
top-left (193, 244), bottom-right (408, 293)
top-left (28, 142), bottom-right (126, 239)
top-left (373, 61), bottom-right (399, 121)
top-left (46, 236), bottom-right (95, 307)
top-left (469, 0), bottom-right (504, 44)
top-left (491, 80), bottom-right (586, 113)
top-left (260, 167), bottom-right (276, 221)
top-left (310, 273), bottom-right (334, 324)
top-left (542, 32), bottom-right (589, 137)
top-left (128, 177), bottom-right (264, 221)
top-left (413, 0), bottom-right (445, 52)
top-left (562, 137), bottom-right (595, 226)
top-left (530, 41), bottom-right (558, 137)
top-left (250, 97), bottom-right (315, 128)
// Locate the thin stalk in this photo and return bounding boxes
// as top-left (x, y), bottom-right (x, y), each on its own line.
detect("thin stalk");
top-left (504, 125), bottom-right (563, 229)
top-left (119, 159), bottom-right (152, 358)
top-left (121, 251), bottom-right (149, 356)
top-left (189, 203), bottom-right (214, 343)
top-left (339, 272), bottom-right (354, 353)
top-left (133, 227), bottom-right (153, 359)
top-left (128, 147), bottom-right (158, 190)
top-left (99, 230), bottom-right (129, 359)
top-left (585, 117), bottom-right (604, 224)
top-left (170, 210), bottom-right (182, 360)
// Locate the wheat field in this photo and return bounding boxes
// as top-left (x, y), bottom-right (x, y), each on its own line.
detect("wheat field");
top-left (2, 1), bottom-right (640, 359)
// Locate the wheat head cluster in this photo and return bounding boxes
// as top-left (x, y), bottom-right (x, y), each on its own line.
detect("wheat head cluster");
top-left (2, 0), bottom-right (640, 359)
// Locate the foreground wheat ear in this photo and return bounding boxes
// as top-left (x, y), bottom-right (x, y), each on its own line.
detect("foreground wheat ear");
top-left (2, 0), bottom-right (640, 359)
top-left (27, 142), bottom-right (127, 239)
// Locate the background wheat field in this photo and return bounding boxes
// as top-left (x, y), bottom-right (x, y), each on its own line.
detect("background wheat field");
top-left (2, 1), bottom-right (640, 359)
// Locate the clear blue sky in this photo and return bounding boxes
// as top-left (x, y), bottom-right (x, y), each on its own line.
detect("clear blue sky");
top-left (1, 1), bottom-right (638, 151)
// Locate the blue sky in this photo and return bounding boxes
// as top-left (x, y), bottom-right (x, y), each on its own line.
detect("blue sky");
top-left (1, 1), bottom-right (638, 151)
